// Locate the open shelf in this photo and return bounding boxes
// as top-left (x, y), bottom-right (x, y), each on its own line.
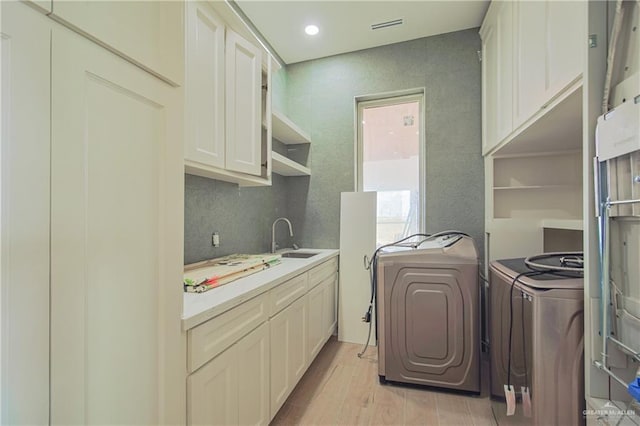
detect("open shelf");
top-left (271, 152), bottom-right (310, 176)
top-left (541, 218), bottom-right (584, 231)
top-left (272, 110), bottom-right (311, 145)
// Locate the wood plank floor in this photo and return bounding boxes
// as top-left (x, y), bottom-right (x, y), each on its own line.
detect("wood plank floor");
top-left (271, 337), bottom-right (498, 425)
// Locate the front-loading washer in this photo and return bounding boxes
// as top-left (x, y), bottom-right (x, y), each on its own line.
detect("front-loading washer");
top-left (376, 234), bottom-right (480, 393)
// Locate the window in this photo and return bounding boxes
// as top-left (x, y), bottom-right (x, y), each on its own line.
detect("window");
top-left (356, 92), bottom-right (425, 246)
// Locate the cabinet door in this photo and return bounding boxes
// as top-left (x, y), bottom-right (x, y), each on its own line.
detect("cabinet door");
top-left (237, 323), bottom-right (270, 426)
top-left (225, 30), bottom-right (262, 176)
top-left (514, 0), bottom-right (584, 129)
top-left (481, 18), bottom-right (498, 154)
top-left (546, 0), bottom-right (584, 97)
top-left (50, 26), bottom-right (184, 425)
top-left (188, 346), bottom-right (239, 426)
top-left (270, 304), bottom-right (290, 417)
top-left (0, 3), bottom-right (51, 424)
top-left (50, 0), bottom-right (184, 85)
top-left (324, 276), bottom-right (338, 339)
top-left (495, 1), bottom-right (514, 143)
top-left (185, 1), bottom-right (226, 169)
top-left (513, 0), bottom-right (546, 128)
top-left (269, 296), bottom-right (308, 418)
top-left (288, 295), bottom-right (309, 386)
top-left (307, 284), bottom-right (325, 361)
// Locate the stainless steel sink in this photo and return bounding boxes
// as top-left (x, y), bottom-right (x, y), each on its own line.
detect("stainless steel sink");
top-left (281, 251), bottom-right (318, 259)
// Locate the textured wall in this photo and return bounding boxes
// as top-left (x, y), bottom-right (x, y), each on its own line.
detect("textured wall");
top-left (283, 28), bottom-right (485, 260)
top-left (184, 174), bottom-right (296, 264)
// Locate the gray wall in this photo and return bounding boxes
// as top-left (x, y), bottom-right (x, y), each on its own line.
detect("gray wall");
top-left (184, 174), bottom-right (295, 264)
top-left (184, 28), bottom-right (485, 264)
top-left (283, 28), bottom-right (485, 260)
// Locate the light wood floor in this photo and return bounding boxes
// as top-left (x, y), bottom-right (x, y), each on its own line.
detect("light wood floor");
top-left (270, 337), bottom-right (498, 425)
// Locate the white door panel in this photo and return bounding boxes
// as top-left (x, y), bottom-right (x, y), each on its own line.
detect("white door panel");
top-left (0, 3), bottom-right (51, 423)
top-left (185, 1), bottom-right (225, 168)
top-left (50, 26), bottom-right (183, 425)
top-left (225, 30), bottom-right (261, 176)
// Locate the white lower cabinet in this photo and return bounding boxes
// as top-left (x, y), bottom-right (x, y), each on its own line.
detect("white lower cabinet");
top-left (270, 296), bottom-right (308, 418)
top-left (238, 322), bottom-right (270, 426)
top-left (324, 276), bottom-right (338, 338)
top-left (188, 344), bottom-right (239, 426)
top-left (307, 283), bottom-right (326, 361)
top-left (188, 322), bottom-right (269, 426)
top-left (185, 257), bottom-right (339, 425)
top-left (307, 275), bottom-right (338, 361)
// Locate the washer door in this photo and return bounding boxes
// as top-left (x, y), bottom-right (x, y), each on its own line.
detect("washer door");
top-left (383, 264), bottom-right (479, 392)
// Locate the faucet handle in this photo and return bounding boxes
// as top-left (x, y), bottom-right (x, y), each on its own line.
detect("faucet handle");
top-left (292, 243), bottom-right (300, 250)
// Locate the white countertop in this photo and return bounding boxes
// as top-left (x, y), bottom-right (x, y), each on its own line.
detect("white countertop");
top-left (182, 249), bottom-right (339, 330)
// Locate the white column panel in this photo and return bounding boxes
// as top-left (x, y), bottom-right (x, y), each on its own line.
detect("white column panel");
top-left (339, 192), bottom-right (377, 345)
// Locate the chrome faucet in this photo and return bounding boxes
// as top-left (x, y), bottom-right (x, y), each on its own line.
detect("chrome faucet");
top-left (271, 217), bottom-right (293, 253)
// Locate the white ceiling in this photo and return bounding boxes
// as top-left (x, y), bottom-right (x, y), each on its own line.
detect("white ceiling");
top-left (235, 1), bottom-right (491, 64)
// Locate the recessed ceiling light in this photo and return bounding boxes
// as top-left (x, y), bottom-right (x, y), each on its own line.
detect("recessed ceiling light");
top-left (305, 25), bottom-right (319, 36)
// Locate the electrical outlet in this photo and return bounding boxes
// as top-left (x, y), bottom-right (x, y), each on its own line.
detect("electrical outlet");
top-left (211, 232), bottom-right (220, 247)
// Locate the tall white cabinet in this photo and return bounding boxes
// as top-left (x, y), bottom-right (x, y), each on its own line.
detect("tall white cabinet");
top-left (1, 2), bottom-right (185, 424)
top-left (0, 3), bottom-right (51, 424)
top-left (50, 26), bottom-right (184, 425)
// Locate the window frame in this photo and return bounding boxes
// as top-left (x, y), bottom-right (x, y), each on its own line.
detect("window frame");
top-left (354, 89), bottom-right (426, 236)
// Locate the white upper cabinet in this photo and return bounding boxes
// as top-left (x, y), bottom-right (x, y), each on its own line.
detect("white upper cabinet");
top-left (482, 0), bottom-right (585, 154)
top-left (513, 1), bottom-right (546, 128)
top-left (545, 1), bottom-right (585, 96)
top-left (185, 1), bottom-right (226, 169)
top-left (49, 0), bottom-right (184, 86)
top-left (513, 0), bottom-right (584, 129)
top-left (184, 1), bottom-right (270, 186)
top-left (480, 1), bottom-right (514, 154)
top-left (225, 30), bottom-right (262, 176)
top-left (481, 15), bottom-right (498, 155)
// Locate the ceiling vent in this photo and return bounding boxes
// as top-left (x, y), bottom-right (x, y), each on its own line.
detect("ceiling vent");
top-left (371, 18), bottom-right (404, 31)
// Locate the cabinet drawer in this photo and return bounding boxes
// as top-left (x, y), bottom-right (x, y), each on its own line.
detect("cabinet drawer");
top-left (308, 257), bottom-right (338, 290)
top-left (269, 273), bottom-right (308, 317)
top-left (188, 293), bottom-right (267, 373)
